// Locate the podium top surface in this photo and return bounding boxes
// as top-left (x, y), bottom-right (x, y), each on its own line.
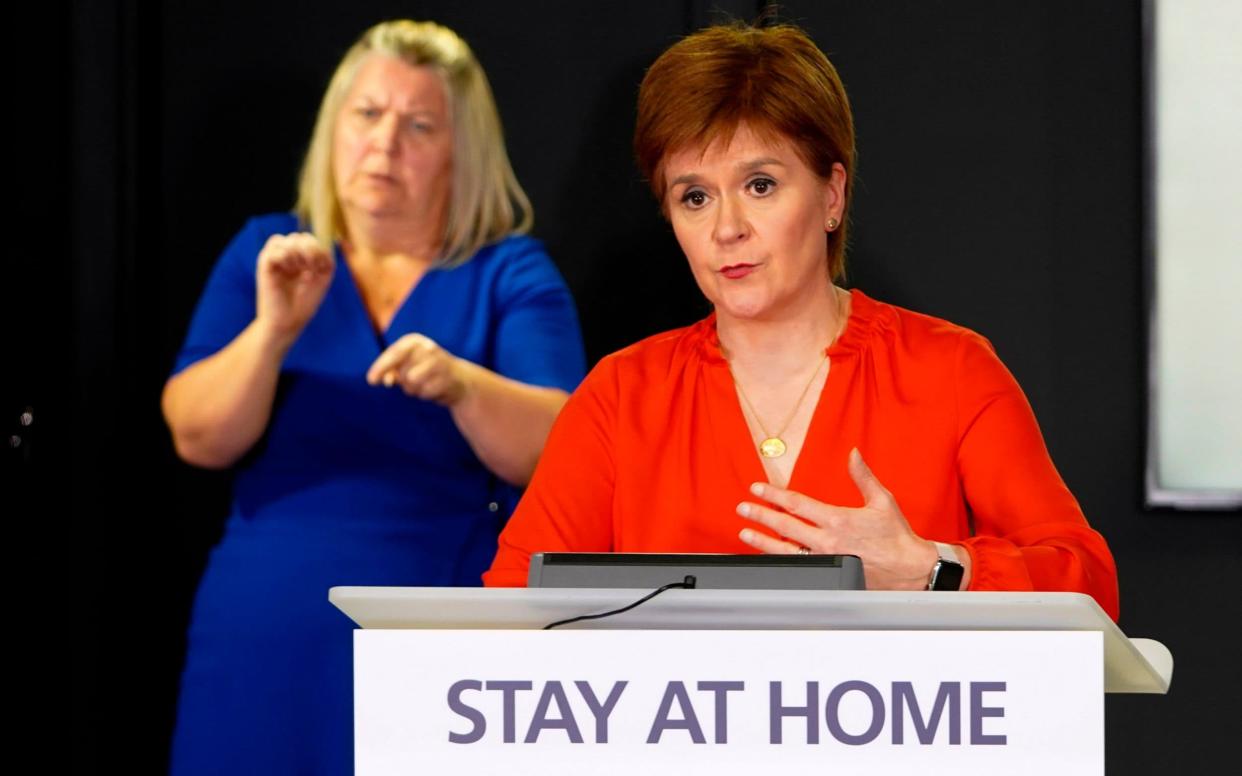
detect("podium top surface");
top-left (328, 586), bottom-right (1171, 694)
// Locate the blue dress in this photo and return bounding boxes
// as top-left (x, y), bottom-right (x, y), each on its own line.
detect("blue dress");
top-left (168, 213), bottom-right (585, 774)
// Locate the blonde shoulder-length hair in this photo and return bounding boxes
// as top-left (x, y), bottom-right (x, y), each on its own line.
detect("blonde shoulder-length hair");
top-left (295, 19), bottom-right (532, 266)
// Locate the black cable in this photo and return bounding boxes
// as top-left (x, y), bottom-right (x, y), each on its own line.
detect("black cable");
top-left (542, 575), bottom-right (698, 630)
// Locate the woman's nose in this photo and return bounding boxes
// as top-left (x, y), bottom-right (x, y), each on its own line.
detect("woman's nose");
top-left (371, 112), bottom-right (400, 154)
top-left (712, 195), bottom-right (749, 245)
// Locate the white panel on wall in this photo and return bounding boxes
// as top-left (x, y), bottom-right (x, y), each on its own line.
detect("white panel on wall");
top-left (1148, 0), bottom-right (1242, 507)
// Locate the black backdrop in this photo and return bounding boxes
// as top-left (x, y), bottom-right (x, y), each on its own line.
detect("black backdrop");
top-left (10, 1), bottom-right (1239, 773)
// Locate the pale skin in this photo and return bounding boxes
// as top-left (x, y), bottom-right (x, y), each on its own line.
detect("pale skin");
top-left (663, 124), bottom-right (970, 590)
top-left (162, 54), bottom-right (566, 486)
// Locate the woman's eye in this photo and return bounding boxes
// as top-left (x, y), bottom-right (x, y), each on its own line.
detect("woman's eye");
top-left (748, 177), bottom-right (777, 196)
top-left (680, 189), bottom-right (708, 209)
top-left (356, 107), bottom-right (381, 120)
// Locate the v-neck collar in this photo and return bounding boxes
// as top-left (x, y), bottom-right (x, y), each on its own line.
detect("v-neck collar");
top-left (698, 289), bottom-right (875, 491)
top-left (334, 243), bottom-right (438, 349)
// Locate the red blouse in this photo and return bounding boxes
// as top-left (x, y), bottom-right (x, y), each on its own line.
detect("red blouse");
top-left (484, 290), bottom-right (1119, 621)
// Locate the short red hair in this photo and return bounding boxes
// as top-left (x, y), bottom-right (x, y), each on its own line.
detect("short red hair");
top-left (635, 23), bottom-right (856, 279)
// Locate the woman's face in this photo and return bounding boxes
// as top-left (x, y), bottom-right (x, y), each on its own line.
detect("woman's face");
top-left (663, 124), bottom-right (845, 323)
top-left (332, 55), bottom-right (453, 232)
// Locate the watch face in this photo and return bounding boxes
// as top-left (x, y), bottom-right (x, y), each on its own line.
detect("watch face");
top-left (931, 560), bottom-right (965, 591)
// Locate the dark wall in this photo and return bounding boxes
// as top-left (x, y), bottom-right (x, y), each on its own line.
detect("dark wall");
top-left (25, 0), bottom-right (1238, 772)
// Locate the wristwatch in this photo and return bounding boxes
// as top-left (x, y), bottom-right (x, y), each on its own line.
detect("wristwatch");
top-left (927, 542), bottom-right (965, 591)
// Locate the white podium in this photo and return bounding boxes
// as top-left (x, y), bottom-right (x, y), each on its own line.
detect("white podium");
top-left (330, 587), bottom-right (1171, 775)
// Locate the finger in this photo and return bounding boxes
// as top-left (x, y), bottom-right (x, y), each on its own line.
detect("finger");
top-left (283, 234), bottom-right (314, 271)
top-left (367, 332), bottom-right (432, 384)
top-left (738, 526), bottom-right (808, 555)
top-left (398, 356), bottom-right (443, 398)
top-left (737, 501), bottom-right (828, 548)
top-left (287, 232), bottom-right (316, 252)
top-left (848, 448), bottom-right (890, 506)
top-left (259, 236), bottom-right (292, 271)
top-left (367, 347), bottom-right (404, 386)
top-left (258, 233), bottom-right (288, 259)
top-left (290, 244), bottom-right (316, 274)
top-left (268, 246), bottom-right (308, 277)
top-left (368, 345), bottom-right (406, 386)
top-left (266, 233), bottom-right (326, 277)
top-left (367, 335), bottom-right (425, 385)
top-left (290, 233), bottom-right (333, 275)
top-left (310, 247), bottom-right (334, 275)
top-left (747, 481), bottom-right (841, 526)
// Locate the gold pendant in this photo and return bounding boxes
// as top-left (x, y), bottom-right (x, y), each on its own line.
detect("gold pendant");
top-left (759, 437), bottom-right (787, 458)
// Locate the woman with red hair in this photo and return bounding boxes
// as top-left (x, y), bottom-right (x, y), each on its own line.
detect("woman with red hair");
top-left (485, 23), bottom-right (1118, 619)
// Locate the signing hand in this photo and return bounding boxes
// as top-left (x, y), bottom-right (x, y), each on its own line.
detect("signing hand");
top-left (255, 232), bottom-right (334, 344)
top-left (367, 333), bottom-right (470, 406)
top-left (736, 448), bottom-right (939, 590)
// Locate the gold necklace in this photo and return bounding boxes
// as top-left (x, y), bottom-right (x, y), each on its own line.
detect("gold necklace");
top-left (731, 352), bottom-right (829, 458)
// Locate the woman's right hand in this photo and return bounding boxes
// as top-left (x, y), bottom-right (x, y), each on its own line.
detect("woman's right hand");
top-left (256, 233), bottom-right (335, 344)
top-left (163, 232), bottom-right (333, 469)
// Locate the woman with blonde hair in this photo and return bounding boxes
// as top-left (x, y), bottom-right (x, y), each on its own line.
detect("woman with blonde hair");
top-left (164, 20), bottom-right (584, 773)
top-left (486, 23), bottom-right (1118, 620)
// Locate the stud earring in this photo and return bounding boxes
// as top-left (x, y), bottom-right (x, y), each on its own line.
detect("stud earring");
top-left (827, 217), bottom-right (839, 231)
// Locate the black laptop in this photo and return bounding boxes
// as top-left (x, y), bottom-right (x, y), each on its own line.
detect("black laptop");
top-left (528, 552), bottom-right (865, 590)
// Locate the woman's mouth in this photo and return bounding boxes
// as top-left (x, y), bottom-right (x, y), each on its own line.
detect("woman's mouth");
top-left (720, 263), bottom-right (759, 279)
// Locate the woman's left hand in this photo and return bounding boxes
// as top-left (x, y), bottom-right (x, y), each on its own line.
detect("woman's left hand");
top-left (736, 448), bottom-right (939, 590)
top-left (366, 333), bottom-right (470, 406)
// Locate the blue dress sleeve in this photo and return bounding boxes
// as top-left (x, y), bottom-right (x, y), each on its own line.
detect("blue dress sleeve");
top-left (489, 237), bottom-right (586, 393)
top-left (171, 215), bottom-right (295, 375)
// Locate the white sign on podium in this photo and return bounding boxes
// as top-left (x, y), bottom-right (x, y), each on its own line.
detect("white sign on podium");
top-left (356, 629), bottom-right (1101, 775)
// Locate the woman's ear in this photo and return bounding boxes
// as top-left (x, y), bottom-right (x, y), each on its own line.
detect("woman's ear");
top-left (823, 162), bottom-right (847, 231)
